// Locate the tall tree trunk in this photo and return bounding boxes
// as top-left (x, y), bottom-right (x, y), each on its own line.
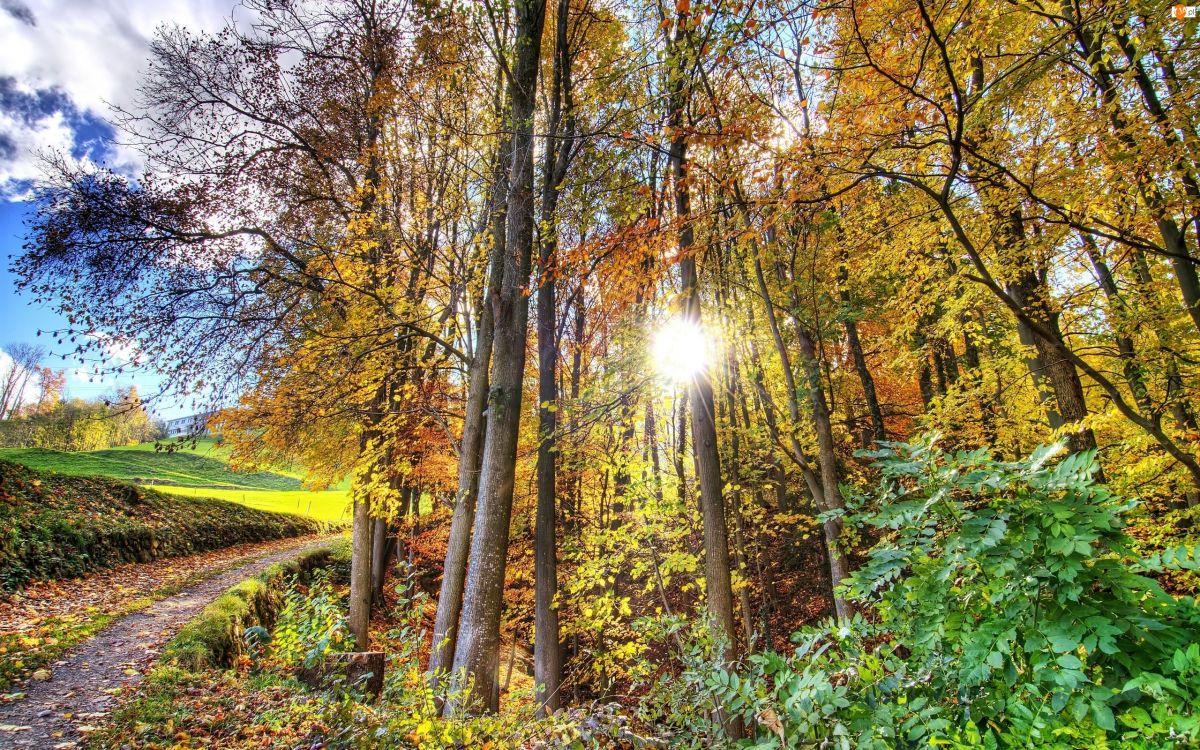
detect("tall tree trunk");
top-left (349, 384), bottom-right (389, 649)
top-left (448, 0), bottom-right (547, 715)
top-left (371, 515), bottom-right (388, 605)
top-left (673, 395), bottom-right (690, 506)
top-left (1081, 234), bottom-right (1153, 414)
top-left (349, 490), bottom-right (374, 648)
top-left (645, 400), bottom-right (666, 504)
top-left (350, 492), bottom-right (372, 643)
top-left (428, 125), bottom-right (512, 686)
top-left (719, 338), bottom-right (757, 652)
top-left (533, 0), bottom-right (573, 715)
top-left (837, 258), bottom-right (885, 443)
top-left (533, 218), bottom-right (563, 716)
top-left (796, 327), bottom-right (852, 622)
top-left (563, 287), bottom-right (586, 530)
top-left (1006, 256), bottom-right (1096, 454)
top-left (666, 12), bottom-right (741, 736)
top-left (749, 251), bottom-right (845, 615)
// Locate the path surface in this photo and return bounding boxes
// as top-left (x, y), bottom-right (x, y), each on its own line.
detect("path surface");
top-left (0, 535), bottom-right (340, 749)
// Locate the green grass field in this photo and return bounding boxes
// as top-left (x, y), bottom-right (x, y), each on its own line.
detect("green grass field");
top-left (153, 486), bottom-right (350, 523)
top-left (0, 440), bottom-right (351, 521)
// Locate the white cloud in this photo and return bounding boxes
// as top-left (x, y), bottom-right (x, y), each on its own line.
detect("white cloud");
top-left (0, 105), bottom-right (74, 197)
top-left (2, 0), bottom-right (234, 112)
top-left (0, 0), bottom-right (237, 199)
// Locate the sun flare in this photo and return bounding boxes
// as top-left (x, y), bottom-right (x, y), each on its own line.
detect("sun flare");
top-left (651, 317), bottom-right (712, 383)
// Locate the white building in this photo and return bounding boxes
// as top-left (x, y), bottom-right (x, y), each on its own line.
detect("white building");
top-left (163, 412), bottom-right (214, 437)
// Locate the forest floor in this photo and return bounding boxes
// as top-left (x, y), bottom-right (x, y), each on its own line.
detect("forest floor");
top-left (73, 507), bottom-right (839, 748)
top-left (0, 534), bottom-right (341, 749)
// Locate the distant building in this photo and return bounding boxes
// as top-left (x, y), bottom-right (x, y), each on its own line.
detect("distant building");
top-left (163, 412), bottom-right (215, 438)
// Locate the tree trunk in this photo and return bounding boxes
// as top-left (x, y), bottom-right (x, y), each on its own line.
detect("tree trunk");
top-left (720, 342), bottom-right (757, 652)
top-left (533, 0), bottom-right (573, 715)
top-left (428, 127), bottom-right (511, 686)
top-left (668, 22), bottom-right (740, 687)
top-left (665, 9), bottom-right (740, 738)
top-left (448, 0), bottom-right (547, 715)
top-left (837, 259), bottom-right (884, 444)
top-left (371, 515), bottom-right (388, 605)
top-left (1006, 257), bottom-right (1096, 454)
top-left (349, 492), bottom-right (373, 649)
top-left (564, 287), bottom-right (586, 530)
top-left (1081, 235), bottom-right (1153, 414)
top-left (796, 327), bottom-right (852, 622)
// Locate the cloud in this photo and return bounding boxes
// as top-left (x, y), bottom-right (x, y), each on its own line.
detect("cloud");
top-left (1, 1), bottom-right (34, 27)
top-left (0, 76), bottom-right (119, 198)
top-left (91, 332), bottom-right (143, 368)
top-left (0, 0), bottom-right (235, 200)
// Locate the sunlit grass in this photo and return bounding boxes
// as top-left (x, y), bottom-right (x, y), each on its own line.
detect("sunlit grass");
top-left (111, 439), bottom-right (353, 491)
top-left (0, 445), bottom-right (300, 491)
top-left (150, 486), bottom-right (351, 523)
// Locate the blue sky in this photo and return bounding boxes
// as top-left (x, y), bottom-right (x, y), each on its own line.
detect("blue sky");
top-left (0, 0), bottom-right (235, 419)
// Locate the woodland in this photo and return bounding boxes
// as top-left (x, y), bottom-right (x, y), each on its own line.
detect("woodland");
top-left (9, 0), bottom-right (1200, 747)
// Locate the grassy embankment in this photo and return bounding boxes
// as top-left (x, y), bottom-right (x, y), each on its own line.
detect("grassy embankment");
top-left (0, 458), bottom-right (340, 589)
top-left (0, 457), bottom-right (344, 687)
top-left (0, 440), bottom-right (350, 522)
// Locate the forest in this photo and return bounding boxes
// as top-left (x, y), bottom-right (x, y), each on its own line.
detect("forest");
top-left (6, 0), bottom-right (1200, 747)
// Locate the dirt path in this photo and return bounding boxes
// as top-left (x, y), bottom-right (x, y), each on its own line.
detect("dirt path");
top-left (0, 535), bottom-right (340, 749)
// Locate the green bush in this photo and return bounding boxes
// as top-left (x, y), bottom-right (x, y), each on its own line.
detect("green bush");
top-left (162, 541), bottom-right (346, 671)
top-left (700, 439), bottom-right (1200, 749)
top-left (0, 459), bottom-right (339, 589)
top-left (271, 568), bottom-right (352, 668)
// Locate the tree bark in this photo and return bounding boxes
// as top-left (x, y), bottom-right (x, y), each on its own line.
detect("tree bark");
top-left (1081, 234), bottom-right (1153, 414)
top-left (796, 327), bottom-right (852, 622)
top-left (428, 125), bottom-right (511, 687)
top-left (349, 492), bottom-right (373, 649)
top-left (447, 0), bottom-right (547, 715)
top-left (371, 515), bottom-right (388, 605)
top-left (837, 259), bottom-right (884, 444)
top-left (533, 0), bottom-right (573, 715)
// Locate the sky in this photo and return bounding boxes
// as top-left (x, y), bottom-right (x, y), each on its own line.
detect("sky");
top-left (0, 0), bottom-right (237, 419)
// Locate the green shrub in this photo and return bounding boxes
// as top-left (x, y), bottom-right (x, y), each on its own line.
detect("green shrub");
top-left (271, 569), bottom-right (351, 668)
top-left (162, 542), bottom-right (345, 671)
top-left (700, 439), bottom-right (1200, 749)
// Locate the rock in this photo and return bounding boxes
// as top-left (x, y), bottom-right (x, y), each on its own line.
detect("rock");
top-left (30, 670), bottom-right (51, 682)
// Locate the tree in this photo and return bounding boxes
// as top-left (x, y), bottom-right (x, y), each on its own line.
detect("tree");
top-left (533, 0), bottom-right (578, 715)
top-left (447, 0), bottom-right (548, 715)
top-left (663, 2), bottom-right (742, 735)
top-left (0, 344), bottom-right (46, 419)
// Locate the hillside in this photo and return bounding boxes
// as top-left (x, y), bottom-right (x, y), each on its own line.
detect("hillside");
top-left (0, 441), bottom-right (301, 490)
top-left (0, 459), bottom-right (340, 590)
top-left (0, 441), bottom-right (350, 522)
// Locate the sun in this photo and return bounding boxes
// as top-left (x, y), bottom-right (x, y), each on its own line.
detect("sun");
top-left (651, 317), bottom-right (712, 383)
